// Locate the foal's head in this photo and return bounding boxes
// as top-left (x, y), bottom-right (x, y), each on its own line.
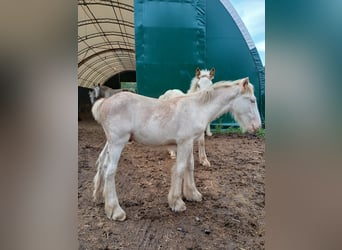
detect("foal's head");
top-left (195, 67), bottom-right (215, 91)
top-left (231, 78), bottom-right (261, 133)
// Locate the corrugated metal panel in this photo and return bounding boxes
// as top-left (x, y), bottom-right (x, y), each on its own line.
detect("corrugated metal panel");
top-left (134, 0), bottom-right (206, 96)
top-left (206, 0), bottom-right (265, 125)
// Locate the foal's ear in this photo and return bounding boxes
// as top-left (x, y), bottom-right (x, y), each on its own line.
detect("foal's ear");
top-left (242, 77), bottom-right (249, 88)
top-left (209, 68), bottom-right (215, 79)
top-left (196, 67), bottom-right (201, 78)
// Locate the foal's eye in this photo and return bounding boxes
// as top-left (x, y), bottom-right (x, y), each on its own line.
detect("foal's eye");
top-left (250, 99), bottom-right (256, 103)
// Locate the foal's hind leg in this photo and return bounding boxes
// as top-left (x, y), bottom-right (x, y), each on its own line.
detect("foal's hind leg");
top-left (93, 142), bottom-right (108, 203)
top-left (103, 137), bottom-right (129, 221)
top-left (198, 133), bottom-right (211, 167)
top-left (206, 124), bottom-right (212, 136)
top-left (183, 143), bottom-right (202, 202)
top-left (168, 140), bottom-right (192, 212)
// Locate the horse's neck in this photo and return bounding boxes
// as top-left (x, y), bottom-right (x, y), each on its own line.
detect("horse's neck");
top-left (188, 77), bottom-right (198, 93)
top-left (199, 86), bottom-right (239, 122)
top-left (100, 87), bottom-right (109, 96)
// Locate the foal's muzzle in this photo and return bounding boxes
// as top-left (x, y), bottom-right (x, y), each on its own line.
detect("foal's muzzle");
top-left (247, 122), bottom-right (261, 133)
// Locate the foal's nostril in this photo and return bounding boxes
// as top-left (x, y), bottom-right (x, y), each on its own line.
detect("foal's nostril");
top-left (251, 123), bottom-right (261, 133)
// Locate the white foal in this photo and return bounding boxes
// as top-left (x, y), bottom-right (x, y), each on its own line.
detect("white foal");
top-left (159, 68), bottom-right (215, 166)
top-left (92, 77), bottom-right (261, 221)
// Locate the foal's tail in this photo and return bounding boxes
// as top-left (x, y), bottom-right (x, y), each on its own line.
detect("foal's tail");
top-left (91, 98), bottom-right (105, 123)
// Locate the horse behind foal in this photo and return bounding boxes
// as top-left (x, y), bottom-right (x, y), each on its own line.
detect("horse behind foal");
top-left (89, 84), bottom-right (130, 105)
top-left (88, 89), bottom-right (96, 105)
top-left (94, 84), bottom-right (127, 99)
top-left (92, 77), bottom-right (261, 221)
top-left (188, 67), bottom-right (215, 136)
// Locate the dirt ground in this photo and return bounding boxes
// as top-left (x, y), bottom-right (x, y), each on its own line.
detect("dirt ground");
top-left (78, 116), bottom-right (265, 250)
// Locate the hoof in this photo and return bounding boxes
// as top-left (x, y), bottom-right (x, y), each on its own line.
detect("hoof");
top-left (93, 190), bottom-right (104, 204)
top-left (184, 190), bottom-right (202, 202)
top-left (169, 151), bottom-right (176, 159)
top-left (93, 197), bottom-right (104, 205)
top-left (200, 159), bottom-right (211, 167)
top-left (113, 210), bottom-right (126, 221)
top-left (169, 198), bottom-right (186, 212)
top-left (105, 204), bottom-right (126, 221)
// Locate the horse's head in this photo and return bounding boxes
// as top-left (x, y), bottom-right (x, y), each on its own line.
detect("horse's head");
top-left (89, 90), bottom-right (96, 105)
top-left (94, 84), bottom-right (100, 98)
top-left (231, 77), bottom-right (261, 133)
top-left (195, 67), bottom-right (215, 91)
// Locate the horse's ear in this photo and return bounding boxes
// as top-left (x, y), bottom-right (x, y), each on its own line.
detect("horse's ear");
top-left (242, 77), bottom-right (249, 88)
top-left (196, 67), bottom-right (201, 78)
top-left (209, 68), bottom-right (215, 79)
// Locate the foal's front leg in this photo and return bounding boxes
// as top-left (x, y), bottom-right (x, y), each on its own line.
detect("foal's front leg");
top-left (168, 140), bottom-right (192, 212)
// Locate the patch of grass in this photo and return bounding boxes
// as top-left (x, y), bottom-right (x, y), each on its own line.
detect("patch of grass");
top-left (256, 128), bottom-right (266, 137)
top-left (212, 125), bottom-right (242, 135)
top-left (213, 118), bottom-right (224, 134)
top-left (224, 127), bottom-right (243, 134)
top-left (212, 123), bottom-right (266, 137)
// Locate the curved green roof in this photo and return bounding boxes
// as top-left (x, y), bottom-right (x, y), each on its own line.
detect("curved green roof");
top-left (134, 0), bottom-right (265, 125)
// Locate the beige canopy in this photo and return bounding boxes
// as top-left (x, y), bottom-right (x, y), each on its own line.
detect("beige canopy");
top-left (78, 0), bottom-right (135, 88)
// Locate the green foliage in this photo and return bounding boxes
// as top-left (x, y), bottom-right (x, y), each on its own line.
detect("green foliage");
top-left (212, 119), bottom-right (265, 137)
top-left (224, 127), bottom-right (243, 134)
top-left (121, 82), bottom-right (137, 92)
top-left (256, 128), bottom-right (266, 137)
top-left (213, 118), bottom-right (224, 134)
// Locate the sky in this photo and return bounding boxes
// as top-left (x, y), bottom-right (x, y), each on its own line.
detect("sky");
top-left (230, 0), bottom-right (265, 65)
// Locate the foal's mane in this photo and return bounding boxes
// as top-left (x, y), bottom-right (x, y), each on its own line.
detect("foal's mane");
top-left (197, 79), bottom-right (254, 104)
